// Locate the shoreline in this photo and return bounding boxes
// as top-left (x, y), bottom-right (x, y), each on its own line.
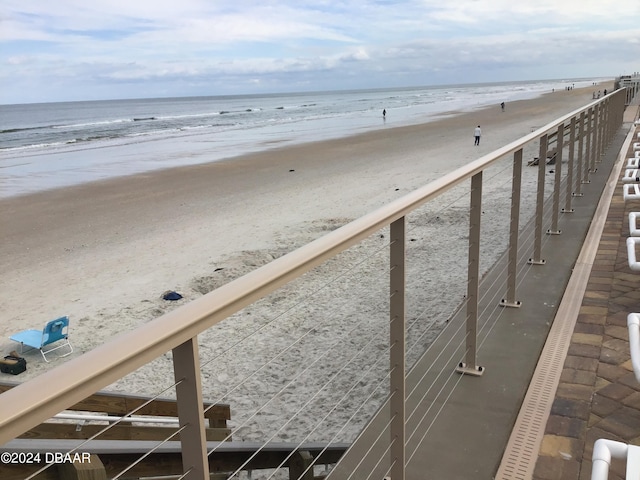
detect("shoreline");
top-left (0, 82), bottom-right (612, 382)
top-left (0, 81), bottom-right (609, 200)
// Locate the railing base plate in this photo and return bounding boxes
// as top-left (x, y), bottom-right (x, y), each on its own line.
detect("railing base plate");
top-left (500, 299), bottom-right (522, 308)
top-left (528, 258), bottom-right (546, 265)
top-left (455, 363), bottom-right (485, 376)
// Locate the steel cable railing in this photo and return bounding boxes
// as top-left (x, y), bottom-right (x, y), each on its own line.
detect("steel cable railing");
top-left (262, 343), bottom-right (397, 480)
top-left (200, 247), bottom-right (393, 437)
top-left (196, 158), bottom-right (528, 476)
top-left (336, 112), bottom-right (614, 479)
top-left (401, 158), bottom-right (596, 473)
top-left (206, 294), bottom-right (390, 444)
top-left (0, 90), bottom-right (625, 480)
top-left (340, 137), bottom-right (580, 474)
top-left (21, 379), bottom-right (185, 479)
top-left (200, 155), bottom-right (536, 464)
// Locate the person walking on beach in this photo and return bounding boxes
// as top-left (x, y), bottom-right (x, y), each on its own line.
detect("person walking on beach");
top-left (474, 125), bottom-right (481, 145)
top-left (501, 102), bottom-right (505, 111)
top-left (383, 109), bottom-right (386, 118)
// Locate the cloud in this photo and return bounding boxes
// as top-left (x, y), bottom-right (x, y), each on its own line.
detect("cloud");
top-left (1, 0), bottom-right (638, 103)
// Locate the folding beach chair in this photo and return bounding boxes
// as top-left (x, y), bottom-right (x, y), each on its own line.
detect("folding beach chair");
top-left (10, 316), bottom-right (73, 362)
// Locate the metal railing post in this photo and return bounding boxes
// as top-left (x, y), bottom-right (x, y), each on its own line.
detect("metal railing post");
top-left (500, 148), bottom-right (523, 308)
top-left (599, 100), bottom-right (605, 158)
top-left (585, 108), bottom-right (593, 179)
top-left (602, 97), bottom-right (609, 149)
top-left (390, 216), bottom-right (406, 480)
top-left (611, 94), bottom-right (619, 138)
top-left (612, 92), bottom-right (621, 137)
top-left (456, 172), bottom-right (484, 376)
top-left (548, 123), bottom-right (564, 235)
top-left (597, 101), bottom-right (605, 160)
top-left (590, 104), bottom-right (598, 173)
top-left (173, 338), bottom-right (209, 480)
top-left (529, 134), bottom-right (547, 265)
top-left (563, 117), bottom-right (576, 212)
top-left (602, 97), bottom-right (610, 147)
top-left (575, 111), bottom-right (585, 194)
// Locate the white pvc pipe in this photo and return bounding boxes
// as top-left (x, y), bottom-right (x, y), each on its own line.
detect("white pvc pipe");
top-left (53, 412), bottom-right (179, 424)
top-left (628, 444), bottom-right (640, 478)
top-left (628, 313), bottom-right (640, 384)
top-left (624, 183), bottom-right (640, 202)
top-left (623, 169), bottom-right (640, 183)
top-left (626, 237), bottom-right (640, 271)
top-left (624, 170), bottom-right (640, 183)
top-left (591, 438), bottom-right (628, 480)
top-left (630, 213), bottom-right (640, 236)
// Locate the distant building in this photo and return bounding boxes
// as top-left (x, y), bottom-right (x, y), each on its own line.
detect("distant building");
top-left (615, 73), bottom-right (640, 104)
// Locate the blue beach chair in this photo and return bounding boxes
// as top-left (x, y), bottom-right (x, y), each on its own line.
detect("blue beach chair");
top-left (10, 316), bottom-right (73, 362)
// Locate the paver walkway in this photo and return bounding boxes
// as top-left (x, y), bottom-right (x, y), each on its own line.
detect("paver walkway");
top-left (534, 125), bottom-right (640, 480)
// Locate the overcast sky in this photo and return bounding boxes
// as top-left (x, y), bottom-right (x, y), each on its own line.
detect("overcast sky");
top-left (1, 0), bottom-right (639, 104)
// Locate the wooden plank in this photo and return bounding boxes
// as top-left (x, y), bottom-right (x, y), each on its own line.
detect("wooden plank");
top-left (17, 423), bottom-right (232, 442)
top-left (0, 381), bottom-right (230, 426)
top-left (0, 441), bottom-right (348, 480)
top-left (0, 465), bottom-right (58, 480)
top-left (58, 454), bottom-right (107, 480)
top-left (290, 450), bottom-right (314, 480)
top-left (99, 447), bottom-right (347, 478)
top-left (0, 442), bottom-right (347, 480)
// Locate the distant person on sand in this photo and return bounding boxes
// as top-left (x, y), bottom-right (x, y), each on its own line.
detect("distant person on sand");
top-left (383, 109), bottom-right (386, 118)
top-left (501, 102), bottom-right (505, 111)
top-left (474, 125), bottom-right (481, 146)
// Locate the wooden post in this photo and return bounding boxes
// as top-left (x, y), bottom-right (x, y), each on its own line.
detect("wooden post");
top-left (58, 454), bottom-right (107, 480)
top-left (289, 450), bottom-right (314, 480)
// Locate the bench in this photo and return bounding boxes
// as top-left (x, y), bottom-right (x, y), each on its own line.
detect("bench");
top-left (0, 382), bottom-right (231, 442)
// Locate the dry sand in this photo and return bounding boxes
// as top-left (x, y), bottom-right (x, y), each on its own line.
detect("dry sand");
top-left (0, 83), bottom-right (612, 446)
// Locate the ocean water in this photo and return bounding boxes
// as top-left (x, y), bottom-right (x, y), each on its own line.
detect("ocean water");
top-left (0, 78), bottom-right (598, 198)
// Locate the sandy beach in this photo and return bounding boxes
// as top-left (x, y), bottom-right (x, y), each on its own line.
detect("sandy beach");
top-left (0, 82), bottom-right (613, 445)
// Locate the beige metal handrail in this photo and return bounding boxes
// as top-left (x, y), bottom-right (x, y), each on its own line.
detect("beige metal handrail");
top-left (0, 118), bottom-right (538, 442)
top-left (0, 89), bottom-right (628, 480)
